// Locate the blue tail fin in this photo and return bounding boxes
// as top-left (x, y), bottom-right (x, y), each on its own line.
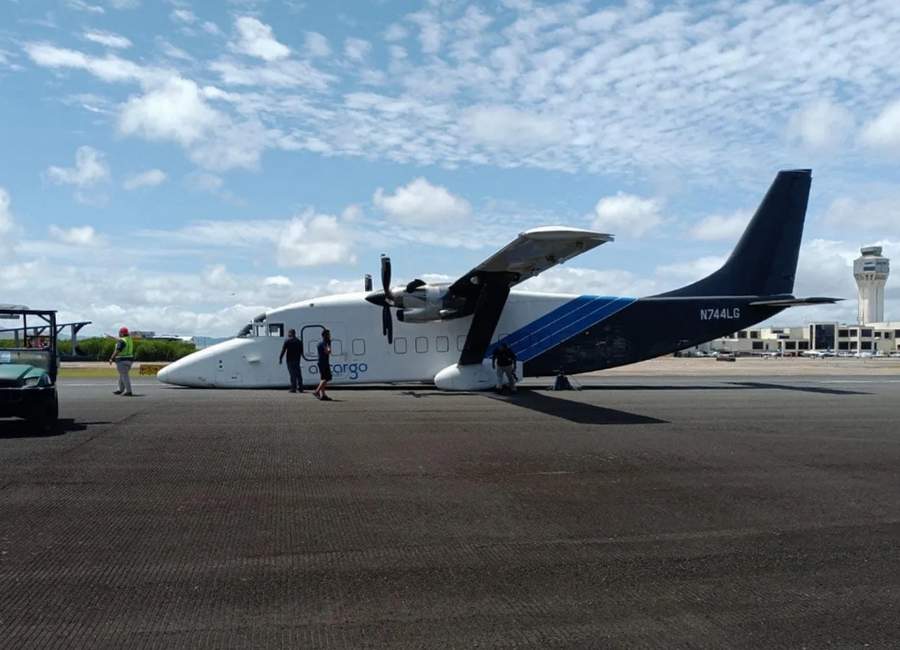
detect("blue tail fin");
top-left (662, 169), bottom-right (812, 298)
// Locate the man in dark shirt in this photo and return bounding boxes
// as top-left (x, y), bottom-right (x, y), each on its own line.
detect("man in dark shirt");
top-left (278, 329), bottom-right (303, 393)
top-left (313, 329), bottom-right (333, 401)
top-left (492, 341), bottom-right (517, 393)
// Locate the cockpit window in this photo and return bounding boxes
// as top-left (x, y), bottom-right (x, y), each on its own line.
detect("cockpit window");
top-left (268, 323), bottom-right (284, 337)
top-left (253, 312), bottom-right (267, 323)
top-left (237, 323), bottom-right (252, 338)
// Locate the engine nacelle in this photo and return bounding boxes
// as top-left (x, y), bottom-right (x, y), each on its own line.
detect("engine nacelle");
top-left (396, 306), bottom-right (440, 322)
top-left (395, 284), bottom-right (453, 322)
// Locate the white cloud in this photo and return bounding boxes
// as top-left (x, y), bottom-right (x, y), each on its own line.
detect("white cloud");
top-left (143, 211), bottom-right (357, 267)
top-left (341, 204), bottom-right (363, 221)
top-left (408, 11), bottom-right (442, 54)
top-left (788, 100), bottom-right (854, 150)
top-left (66, 0), bottom-right (104, 13)
top-left (119, 77), bottom-right (220, 145)
top-left (185, 172), bottom-right (224, 193)
top-left (384, 23), bottom-right (408, 42)
top-left (656, 256), bottom-right (725, 285)
top-left (123, 169), bottom-right (167, 190)
top-left (520, 266), bottom-right (658, 298)
top-left (861, 99), bottom-right (900, 153)
top-left (824, 195), bottom-right (900, 237)
top-left (106, 0), bottom-right (139, 8)
top-left (690, 210), bottom-right (751, 241)
top-left (24, 42), bottom-right (149, 83)
top-left (46, 146), bottom-right (110, 187)
top-left (462, 105), bottom-right (565, 149)
top-left (344, 37), bottom-right (370, 62)
top-left (373, 178), bottom-right (471, 225)
top-left (305, 32), bottom-right (331, 58)
top-left (276, 212), bottom-right (356, 267)
top-left (48, 225), bottom-right (103, 246)
top-left (590, 192), bottom-right (662, 238)
top-left (0, 188), bottom-right (16, 251)
top-left (231, 16), bottom-right (290, 61)
top-left (209, 58), bottom-right (332, 90)
top-left (171, 8), bottom-right (196, 24)
top-left (83, 30), bottom-right (132, 49)
top-left (263, 275), bottom-right (292, 288)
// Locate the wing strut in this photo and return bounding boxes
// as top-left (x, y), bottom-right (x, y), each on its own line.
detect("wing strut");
top-left (458, 273), bottom-right (515, 365)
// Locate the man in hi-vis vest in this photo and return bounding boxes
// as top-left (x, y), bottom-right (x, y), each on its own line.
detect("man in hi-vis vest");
top-left (109, 326), bottom-right (135, 396)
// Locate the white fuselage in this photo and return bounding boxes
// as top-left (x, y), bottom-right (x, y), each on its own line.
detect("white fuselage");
top-left (157, 290), bottom-right (575, 389)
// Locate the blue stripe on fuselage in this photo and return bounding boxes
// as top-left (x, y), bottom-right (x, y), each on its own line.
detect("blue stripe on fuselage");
top-left (486, 296), bottom-right (637, 362)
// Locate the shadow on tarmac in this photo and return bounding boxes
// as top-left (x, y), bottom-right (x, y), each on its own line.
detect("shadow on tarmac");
top-left (489, 390), bottom-right (669, 425)
top-left (0, 418), bottom-right (97, 439)
top-left (402, 389), bottom-right (668, 425)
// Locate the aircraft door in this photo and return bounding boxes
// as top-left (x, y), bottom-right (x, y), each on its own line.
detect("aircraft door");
top-left (301, 325), bottom-right (324, 361)
top-left (300, 324), bottom-right (347, 361)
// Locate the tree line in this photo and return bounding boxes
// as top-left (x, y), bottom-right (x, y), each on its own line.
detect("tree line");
top-left (0, 337), bottom-right (197, 361)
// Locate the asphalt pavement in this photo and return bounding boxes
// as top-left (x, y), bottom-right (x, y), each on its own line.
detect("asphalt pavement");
top-left (1, 375), bottom-right (898, 648)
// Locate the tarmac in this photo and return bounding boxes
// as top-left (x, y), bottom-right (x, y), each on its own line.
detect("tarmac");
top-left (1, 368), bottom-right (899, 648)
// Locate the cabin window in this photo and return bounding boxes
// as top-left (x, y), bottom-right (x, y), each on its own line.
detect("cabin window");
top-left (415, 337), bottom-right (428, 353)
top-left (436, 336), bottom-right (449, 353)
top-left (306, 339), bottom-right (318, 357)
top-left (457, 335), bottom-right (467, 351)
top-left (331, 339), bottom-right (343, 356)
top-left (268, 323), bottom-right (284, 337)
top-left (352, 338), bottom-right (365, 355)
top-left (394, 337), bottom-right (407, 354)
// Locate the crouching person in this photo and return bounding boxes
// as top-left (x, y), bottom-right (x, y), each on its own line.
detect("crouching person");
top-left (492, 342), bottom-right (517, 393)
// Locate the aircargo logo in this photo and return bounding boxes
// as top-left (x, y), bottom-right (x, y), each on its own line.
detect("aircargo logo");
top-left (308, 362), bottom-right (369, 380)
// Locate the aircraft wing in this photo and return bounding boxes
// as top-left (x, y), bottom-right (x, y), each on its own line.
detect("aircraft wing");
top-left (447, 227), bottom-right (613, 298)
top-left (450, 227), bottom-right (613, 365)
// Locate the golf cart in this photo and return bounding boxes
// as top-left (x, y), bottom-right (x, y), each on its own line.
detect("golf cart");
top-left (0, 306), bottom-right (60, 432)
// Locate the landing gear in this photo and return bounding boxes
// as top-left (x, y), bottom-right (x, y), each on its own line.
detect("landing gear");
top-left (549, 371), bottom-right (578, 391)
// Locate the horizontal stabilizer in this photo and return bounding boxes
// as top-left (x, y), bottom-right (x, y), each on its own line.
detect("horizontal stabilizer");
top-left (749, 296), bottom-right (842, 307)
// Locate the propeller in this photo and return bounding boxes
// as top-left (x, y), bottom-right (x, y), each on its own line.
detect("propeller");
top-left (379, 255), bottom-right (394, 344)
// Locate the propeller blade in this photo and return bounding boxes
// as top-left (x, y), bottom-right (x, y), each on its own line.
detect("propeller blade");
top-left (380, 255), bottom-right (392, 298)
top-left (382, 304), bottom-right (393, 344)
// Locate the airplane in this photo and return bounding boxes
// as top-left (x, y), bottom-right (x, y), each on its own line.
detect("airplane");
top-left (158, 169), bottom-right (838, 391)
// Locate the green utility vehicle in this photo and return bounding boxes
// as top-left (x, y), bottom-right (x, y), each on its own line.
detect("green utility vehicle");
top-left (0, 307), bottom-right (59, 432)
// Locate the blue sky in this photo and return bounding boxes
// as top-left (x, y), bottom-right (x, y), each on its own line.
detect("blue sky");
top-left (2, 0), bottom-right (899, 336)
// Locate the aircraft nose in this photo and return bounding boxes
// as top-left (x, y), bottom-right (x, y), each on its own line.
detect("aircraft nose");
top-left (157, 355), bottom-right (205, 387)
top-left (156, 360), bottom-right (180, 385)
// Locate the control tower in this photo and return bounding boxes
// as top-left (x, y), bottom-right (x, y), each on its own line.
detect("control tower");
top-left (854, 246), bottom-right (890, 324)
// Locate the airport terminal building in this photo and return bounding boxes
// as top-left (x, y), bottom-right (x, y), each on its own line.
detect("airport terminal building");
top-left (706, 246), bottom-right (896, 356)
